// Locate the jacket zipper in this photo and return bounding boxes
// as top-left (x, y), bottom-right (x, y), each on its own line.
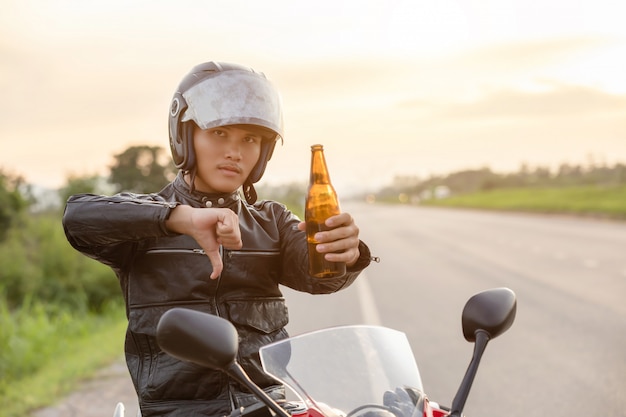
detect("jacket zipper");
top-left (145, 248), bottom-right (206, 255)
top-left (145, 248), bottom-right (278, 256)
top-left (214, 245), bottom-right (223, 317)
top-left (227, 250), bottom-right (279, 258)
top-left (215, 245), bottom-right (234, 410)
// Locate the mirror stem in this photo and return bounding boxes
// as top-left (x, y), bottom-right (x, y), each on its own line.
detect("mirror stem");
top-left (449, 330), bottom-right (490, 417)
top-left (225, 363), bottom-right (291, 417)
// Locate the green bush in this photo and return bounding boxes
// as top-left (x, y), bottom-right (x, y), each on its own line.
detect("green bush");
top-left (0, 204), bottom-right (125, 416)
top-left (0, 213), bottom-right (120, 312)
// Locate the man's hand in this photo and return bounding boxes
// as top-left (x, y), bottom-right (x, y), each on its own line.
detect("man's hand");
top-left (297, 212), bottom-right (361, 267)
top-left (166, 205), bottom-right (242, 279)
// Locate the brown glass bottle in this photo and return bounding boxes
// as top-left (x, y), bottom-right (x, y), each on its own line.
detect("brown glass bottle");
top-left (305, 144), bottom-right (346, 278)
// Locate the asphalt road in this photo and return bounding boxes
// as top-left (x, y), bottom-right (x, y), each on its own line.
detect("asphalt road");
top-left (33, 203), bottom-right (626, 417)
top-left (286, 202), bottom-right (626, 417)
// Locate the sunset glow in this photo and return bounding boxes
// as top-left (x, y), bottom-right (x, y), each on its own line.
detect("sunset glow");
top-left (2, 0), bottom-right (625, 194)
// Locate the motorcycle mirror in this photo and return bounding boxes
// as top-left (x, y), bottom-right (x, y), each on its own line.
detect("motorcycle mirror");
top-left (156, 308), bottom-right (238, 370)
top-left (462, 287), bottom-right (517, 342)
top-left (156, 308), bottom-right (290, 417)
top-left (449, 287), bottom-right (517, 417)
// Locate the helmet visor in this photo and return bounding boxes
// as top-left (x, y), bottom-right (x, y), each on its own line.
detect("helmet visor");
top-left (181, 70), bottom-right (284, 138)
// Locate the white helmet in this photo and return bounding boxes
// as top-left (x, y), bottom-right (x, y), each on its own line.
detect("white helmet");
top-left (168, 61), bottom-right (284, 203)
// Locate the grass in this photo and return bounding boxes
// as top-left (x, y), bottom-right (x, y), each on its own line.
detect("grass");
top-left (0, 300), bottom-right (127, 417)
top-left (419, 185), bottom-right (626, 220)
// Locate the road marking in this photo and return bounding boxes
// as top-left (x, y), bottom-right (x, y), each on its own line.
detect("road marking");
top-left (357, 273), bottom-right (382, 326)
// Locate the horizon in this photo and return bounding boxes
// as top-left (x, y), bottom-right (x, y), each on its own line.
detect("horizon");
top-left (25, 151), bottom-right (626, 195)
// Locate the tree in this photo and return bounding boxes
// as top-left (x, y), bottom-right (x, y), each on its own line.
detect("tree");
top-left (0, 169), bottom-right (27, 241)
top-left (109, 145), bottom-right (176, 193)
top-left (58, 173), bottom-right (104, 205)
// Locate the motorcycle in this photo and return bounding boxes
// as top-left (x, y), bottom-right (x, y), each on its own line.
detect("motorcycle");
top-left (115, 287), bottom-right (516, 417)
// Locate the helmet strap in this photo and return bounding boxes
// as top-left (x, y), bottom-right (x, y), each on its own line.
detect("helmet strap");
top-left (243, 180), bottom-right (257, 204)
top-left (184, 168), bottom-right (197, 193)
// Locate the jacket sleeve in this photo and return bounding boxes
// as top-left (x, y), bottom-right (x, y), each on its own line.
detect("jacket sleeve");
top-left (62, 193), bottom-right (179, 268)
top-left (272, 202), bottom-right (372, 295)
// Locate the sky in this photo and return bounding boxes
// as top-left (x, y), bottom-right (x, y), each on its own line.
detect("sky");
top-left (2, 0), bottom-right (626, 195)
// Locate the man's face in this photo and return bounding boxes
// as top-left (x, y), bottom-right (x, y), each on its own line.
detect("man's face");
top-left (191, 124), bottom-right (262, 194)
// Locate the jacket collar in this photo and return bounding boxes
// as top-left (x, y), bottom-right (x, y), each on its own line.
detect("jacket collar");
top-left (172, 172), bottom-right (241, 208)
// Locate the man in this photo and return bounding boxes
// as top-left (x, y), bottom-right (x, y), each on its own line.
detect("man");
top-left (63, 61), bottom-right (372, 417)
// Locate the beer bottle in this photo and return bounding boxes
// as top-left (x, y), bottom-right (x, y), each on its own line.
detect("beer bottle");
top-left (305, 144), bottom-right (346, 278)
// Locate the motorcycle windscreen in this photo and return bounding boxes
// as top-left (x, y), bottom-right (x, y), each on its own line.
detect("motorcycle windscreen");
top-left (260, 325), bottom-right (424, 416)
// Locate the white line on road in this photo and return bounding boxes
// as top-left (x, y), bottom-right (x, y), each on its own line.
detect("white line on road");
top-left (357, 273), bottom-right (382, 326)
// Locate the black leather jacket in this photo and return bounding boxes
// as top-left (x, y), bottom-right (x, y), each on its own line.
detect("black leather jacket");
top-left (62, 173), bottom-right (371, 417)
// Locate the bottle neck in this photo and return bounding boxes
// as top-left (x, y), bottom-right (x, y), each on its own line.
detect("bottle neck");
top-left (310, 146), bottom-right (332, 185)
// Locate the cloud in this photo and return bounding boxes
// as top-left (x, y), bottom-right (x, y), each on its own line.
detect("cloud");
top-left (436, 83), bottom-right (626, 120)
top-left (457, 36), bottom-right (610, 71)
